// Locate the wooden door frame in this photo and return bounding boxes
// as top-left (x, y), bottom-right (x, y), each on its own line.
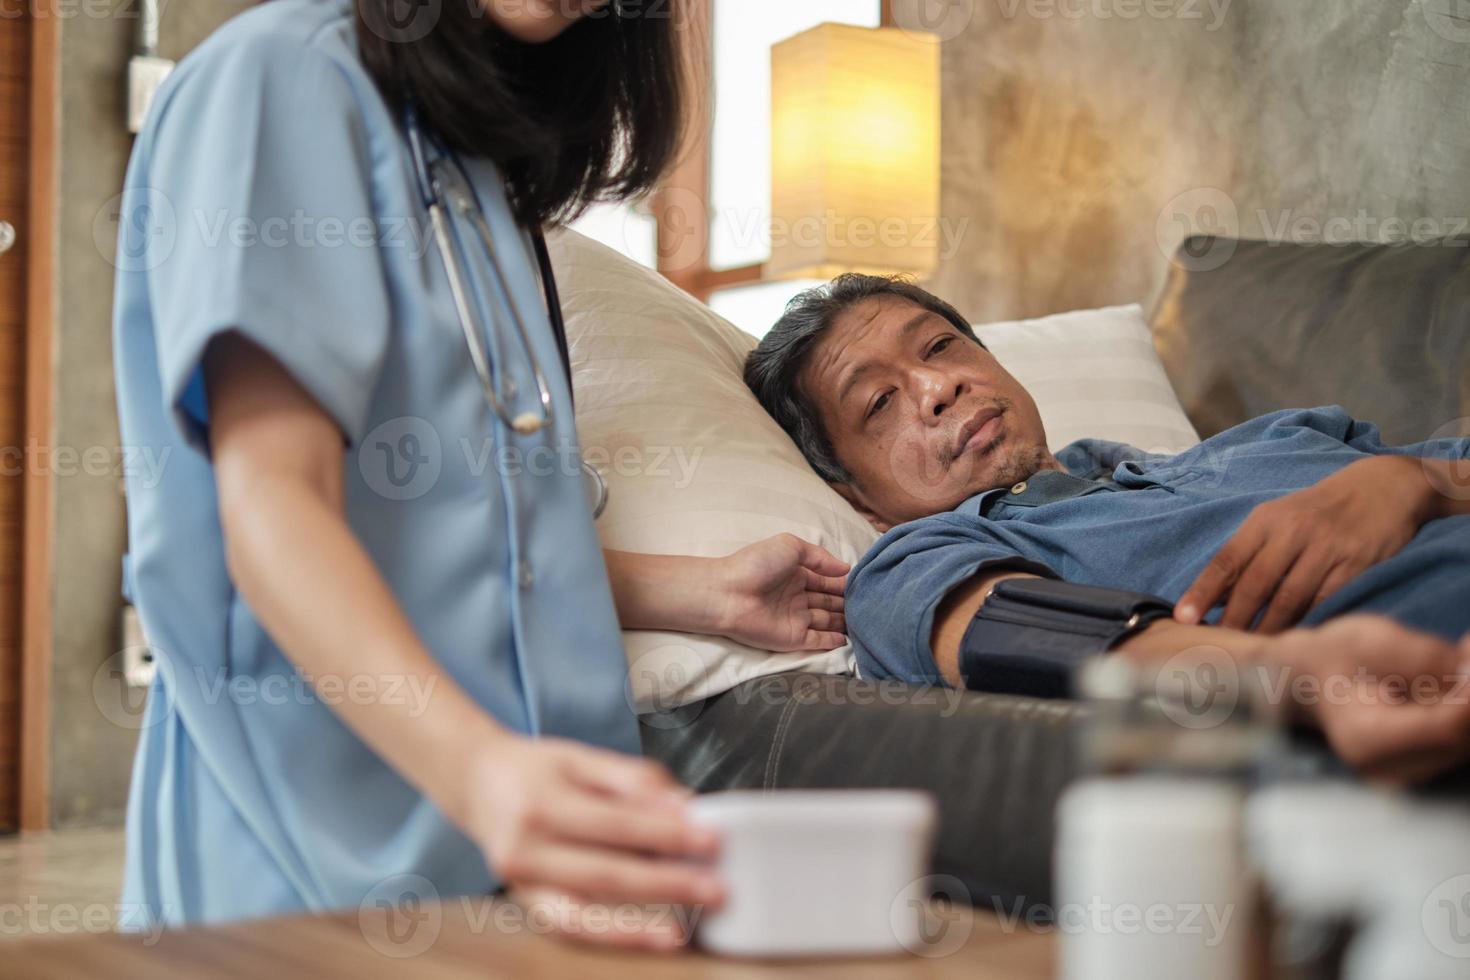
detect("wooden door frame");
top-left (20, 2), bottom-right (59, 832)
top-left (0, 2), bottom-right (27, 833)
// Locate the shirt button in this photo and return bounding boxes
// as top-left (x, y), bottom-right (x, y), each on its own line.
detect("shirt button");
top-left (1010, 481), bottom-right (1028, 495)
top-left (517, 560), bottom-right (534, 589)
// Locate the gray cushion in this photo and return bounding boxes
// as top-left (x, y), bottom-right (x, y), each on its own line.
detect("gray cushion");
top-left (1151, 235), bottom-right (1470, 443)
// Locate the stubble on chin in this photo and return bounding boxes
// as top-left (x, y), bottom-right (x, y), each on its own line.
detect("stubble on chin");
top-left (975, 439), bottom-right (1058, 493)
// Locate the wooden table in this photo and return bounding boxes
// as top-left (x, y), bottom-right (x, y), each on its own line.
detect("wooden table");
top-left (2, 899), bottom-right (1054, 979)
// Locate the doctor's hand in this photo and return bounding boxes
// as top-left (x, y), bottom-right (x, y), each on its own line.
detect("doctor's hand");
top-left (710, 534), bottom-right (849, 652)
top-left (469, 734), bottom-right (723, 951)
top-left (1176, 456), bottom-right (1431, 633)
top-left (1253, 616), bottom-right (1470, 784)
top-left (602, 539), bottom-right (848, 651)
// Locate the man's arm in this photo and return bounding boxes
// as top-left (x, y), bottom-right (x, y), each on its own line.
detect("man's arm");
top-left (930, 571), bottom-right (1470, 784)
top-left (1418, 456), bottom-right (1470, 520)
top-left (930, 569), bottom-right (1039, 687)
top-left (929, 573), bottom-right (1259, 688)
top-left (1176, 454), bottom-right (1470, 633)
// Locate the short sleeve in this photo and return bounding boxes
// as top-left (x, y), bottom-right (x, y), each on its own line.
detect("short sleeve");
top-left (1258, 406), bottom-right (1465, 460)
top-left (1341, 415), bottom-right (1470, 461)
top-left (845, 515), bottom-right (1057, 684)
top-left (130, 31), bottom-right (391, 451)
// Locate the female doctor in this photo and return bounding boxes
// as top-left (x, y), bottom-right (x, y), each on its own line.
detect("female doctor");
top-left (111, 0), bottom-right (847, 949)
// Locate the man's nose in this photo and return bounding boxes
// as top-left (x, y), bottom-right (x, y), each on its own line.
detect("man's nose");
top-left (914, 370), bottom-right (962, 423)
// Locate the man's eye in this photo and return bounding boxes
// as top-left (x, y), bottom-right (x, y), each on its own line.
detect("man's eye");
top-left (929, 337), bottom-right (954, 356)
top-left (867, 391), bottom-right (893, 419)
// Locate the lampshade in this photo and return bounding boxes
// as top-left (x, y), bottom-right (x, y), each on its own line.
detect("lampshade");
top-left (769, 23), bottom-right (940, 281)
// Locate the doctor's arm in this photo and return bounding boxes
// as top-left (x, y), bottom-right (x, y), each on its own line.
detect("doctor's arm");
top-left (603, 539), bottom-right (848, 653)
top-left (205, 333), bottom-right (722, 950)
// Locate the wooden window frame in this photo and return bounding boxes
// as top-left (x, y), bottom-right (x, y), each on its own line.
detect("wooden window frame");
top-left (650, 0), bottom-right (894, 303)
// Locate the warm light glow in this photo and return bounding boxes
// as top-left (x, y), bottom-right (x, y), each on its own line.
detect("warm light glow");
top-left (769, 24), bottom-right (941, 280)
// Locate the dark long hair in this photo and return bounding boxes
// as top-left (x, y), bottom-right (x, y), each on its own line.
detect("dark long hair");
top-left (355, 0), bottom-right (694, 226)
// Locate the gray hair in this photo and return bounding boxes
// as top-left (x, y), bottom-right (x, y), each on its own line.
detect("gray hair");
top-left (743, 274), bottom-right (982, 484)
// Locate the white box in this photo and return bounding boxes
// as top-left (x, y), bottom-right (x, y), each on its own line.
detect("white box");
top-left (689, 789), bottom-right (938, 957)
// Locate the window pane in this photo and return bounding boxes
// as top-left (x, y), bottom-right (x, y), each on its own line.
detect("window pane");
top-left (710, 279), bottom-right (828, 338)
top-left (568, 202), bottom-right (657, 269)
top-left (709, 0), bottom-right (880, 271)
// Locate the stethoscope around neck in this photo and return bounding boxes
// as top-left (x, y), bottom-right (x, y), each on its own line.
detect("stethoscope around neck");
top-left (403, 101), bottom-right (608, 518)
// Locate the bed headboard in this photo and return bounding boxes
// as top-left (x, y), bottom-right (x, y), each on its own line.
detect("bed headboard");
top-left (917, 0), bottom-right (1470, 325)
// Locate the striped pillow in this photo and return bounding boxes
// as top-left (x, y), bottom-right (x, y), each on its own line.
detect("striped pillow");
top-left (975, 305), bottom-right (1201, 455)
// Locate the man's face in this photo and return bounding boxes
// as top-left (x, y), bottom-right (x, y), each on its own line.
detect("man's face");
top-left (799, 296), bottom-right (1055, 530)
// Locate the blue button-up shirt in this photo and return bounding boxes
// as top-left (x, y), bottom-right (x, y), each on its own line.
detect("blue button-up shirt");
top-left (847, 407), bottom-right (1470, 686)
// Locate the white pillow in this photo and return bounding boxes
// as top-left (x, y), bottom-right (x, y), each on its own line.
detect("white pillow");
top-left (547, 229), bottom-right (879, 713)
top-left (975, 305), bottom-right (1201, 455)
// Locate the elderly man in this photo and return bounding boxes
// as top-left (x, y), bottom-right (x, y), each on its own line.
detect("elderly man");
top-left (745, 274), bottom-right (1470, 782)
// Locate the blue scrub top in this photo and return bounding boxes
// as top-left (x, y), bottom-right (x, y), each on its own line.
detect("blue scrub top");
top-left (847, 407), bottom-right (1470, 686)
top-left (111, 0), bottom-right (639, 926)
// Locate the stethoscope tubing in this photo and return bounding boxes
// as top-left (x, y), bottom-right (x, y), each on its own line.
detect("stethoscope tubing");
top-left (404, 102), bottom-right (609, 517)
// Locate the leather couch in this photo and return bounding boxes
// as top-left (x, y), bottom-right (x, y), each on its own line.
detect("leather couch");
top-left (641, 236), bottom-right (1470, 910)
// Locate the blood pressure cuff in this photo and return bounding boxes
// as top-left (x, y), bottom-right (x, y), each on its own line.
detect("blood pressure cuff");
top-left (959, 578), bottom-right (1174, 698)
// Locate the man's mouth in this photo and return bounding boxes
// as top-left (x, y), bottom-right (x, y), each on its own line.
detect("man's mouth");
top-left (952, 407), bottom-right (1004, 460)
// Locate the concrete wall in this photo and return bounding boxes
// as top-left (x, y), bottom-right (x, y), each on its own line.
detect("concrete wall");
top-left (46, 0), bottom-right (252, 827)
top-left (898, 0), bottom-right (1470, 323)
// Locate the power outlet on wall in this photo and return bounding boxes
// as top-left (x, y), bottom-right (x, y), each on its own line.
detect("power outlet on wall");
top-left (127, 55), bottom-right (174, 134)
top-left (120, 604), bottom-right (157, 688)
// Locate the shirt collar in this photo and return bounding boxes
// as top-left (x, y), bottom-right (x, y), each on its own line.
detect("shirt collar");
top-left (953, 467), bottom-right (1116, 517)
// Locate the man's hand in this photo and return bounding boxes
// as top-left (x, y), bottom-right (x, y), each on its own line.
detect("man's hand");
top-left (1252, 616), bottom-right (1470, 784)
top-left (1176, 456), bottom-right (1436, 633)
